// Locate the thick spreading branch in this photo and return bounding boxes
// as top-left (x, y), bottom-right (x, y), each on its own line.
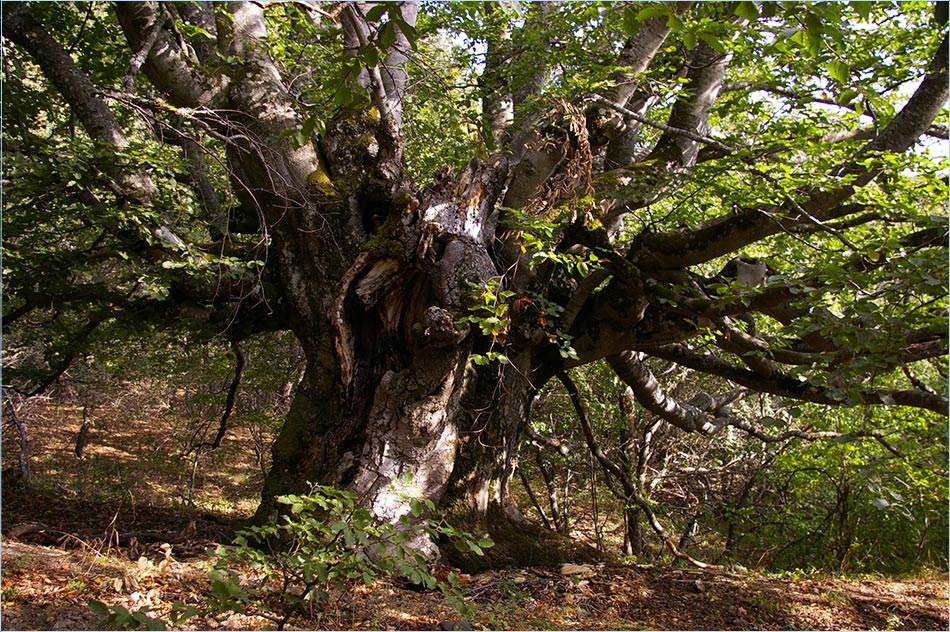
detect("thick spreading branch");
top-left (588, 4), bottom-right (689, 147)
top-left (633, 37), bottom-right (949, 269)
top-left (114, 2), bottom-right (226, 108)
top-left (649, 345), bottom-right (949, 415)
top-left (3, 4), bottom-right (136, 153)
top-left (607, 351), bottom-right (721, 434)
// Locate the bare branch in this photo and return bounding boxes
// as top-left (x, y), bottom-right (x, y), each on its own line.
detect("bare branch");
top-left (2, 389), bottom-right (34, 491)
top-left (607, 351), bottom-right (721, 433)
top-left (191, 340), bottom-right (246, 452)
top-left (649, 344), bottom-right (949, 415)
top-left (727, 419), bottom-right (906, 459)
top-left (590, 94), bottom-right (738, 156)
top-left (123, 7), bottom-right (169, 92)
top-left (560, 369), bottom-right (722, 569)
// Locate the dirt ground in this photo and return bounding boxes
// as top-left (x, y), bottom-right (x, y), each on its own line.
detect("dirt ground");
top-left (2, 402), bottom-right (948, 630)
top-left (2, 538), bottom-right (947, 630)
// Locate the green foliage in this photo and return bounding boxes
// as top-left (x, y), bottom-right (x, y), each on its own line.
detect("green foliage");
top-left (457, 279), bottom-right (515, 366)
top-left (89, 484), bottom-right (489, 630)
top-left (87, 601), bottom-right (169, 631)
top-left (402, 24), bottom-right (483, 178)
top-left (458, 277), bottom-right (581, 366)
top-left (520, 358), bottom-right (948, 574)
top-left (728, 405), bottom-right (949, 574)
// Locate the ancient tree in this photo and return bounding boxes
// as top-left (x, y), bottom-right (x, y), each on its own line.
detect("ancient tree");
top-left (3, 2), bottom-right (947, 567)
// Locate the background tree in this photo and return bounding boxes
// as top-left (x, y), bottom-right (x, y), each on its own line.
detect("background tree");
top-left (3, 1), bottom-right (946, 569)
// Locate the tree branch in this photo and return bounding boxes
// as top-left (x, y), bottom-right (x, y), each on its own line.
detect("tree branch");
top-left (192, 340), bottom-right (246, 451)
top-left (607, 351), bottom-right (721, 433)
top-left (122, 6), bottom-right (169, 92)
top-left (645, 37), bottom-right (734, 167)
top-left (590, 94), bottom-right (737, 155)
top-left (726, 419), bottom-right (906, 459)
top-left (113, 1), bottom-right (225, 108)
top-left (632, 36), bottom-right (949, 269)
top-left (560, 369), bottom-right (721, 569)
top-left (649, 344), bottom-right (949, 415)
top-left (3, 3), bottom-right (134, 151)
top-left (588, 4), bottom-right (688, 147)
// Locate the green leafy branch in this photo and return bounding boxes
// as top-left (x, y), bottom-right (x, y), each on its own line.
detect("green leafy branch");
top-left (457, 279), bottom-right (514, 366)
top-left (459, 279), bottom-right (580, 365)
top-left (90, 483), bottom-right (489, 630)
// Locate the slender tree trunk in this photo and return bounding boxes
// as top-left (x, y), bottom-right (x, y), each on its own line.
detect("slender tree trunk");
top-left (625, 506), bottom-right (645, 557)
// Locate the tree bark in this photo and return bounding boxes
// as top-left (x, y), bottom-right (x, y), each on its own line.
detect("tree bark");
top-left (7, 1), bottom-right (946, 574)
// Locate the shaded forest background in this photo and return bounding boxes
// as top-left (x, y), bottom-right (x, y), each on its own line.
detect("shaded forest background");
top-left (5, 327), bottom-right (947, 575)
top-left (2, 334), bottom-right (948, 630)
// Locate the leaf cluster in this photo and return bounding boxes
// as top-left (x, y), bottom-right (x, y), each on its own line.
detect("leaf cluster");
top-left (91, 483), bottom-right (490, 630)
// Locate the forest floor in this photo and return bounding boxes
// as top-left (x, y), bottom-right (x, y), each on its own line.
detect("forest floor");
top-left (2, 401), bottom-right (948, 631)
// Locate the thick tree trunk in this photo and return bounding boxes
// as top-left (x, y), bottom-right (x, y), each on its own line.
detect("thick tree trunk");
top-left (252, 142), bottom-right (606, 567)
top-left (436, 352), bottom-right (607, 569)
top-left (250, 151), bottom-right (529, 563)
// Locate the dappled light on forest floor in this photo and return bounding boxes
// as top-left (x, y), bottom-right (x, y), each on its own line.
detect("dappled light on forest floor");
top-left (2, 402), bottom-right (947, 631)
top-left (1, 540), bottom-right (947, 630)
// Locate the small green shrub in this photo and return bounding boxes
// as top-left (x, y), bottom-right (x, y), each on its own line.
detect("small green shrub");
top-left (87, 602), bottom-right (171, 631)
top-left (91, 483), bottom-right (490, 630)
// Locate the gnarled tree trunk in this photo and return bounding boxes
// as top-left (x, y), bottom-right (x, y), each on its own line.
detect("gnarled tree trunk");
top-left (6, 0), bottom-right (946, 574)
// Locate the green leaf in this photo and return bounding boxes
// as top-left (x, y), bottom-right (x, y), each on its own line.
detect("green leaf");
top-left (851, 1), bottom-right (873, 20)
top-left (698, 32), bottom-right (726, 53)
top-left (734, 1), bottom-right (760, 21)
top-left (392, 18), bottom-right (418, 50)
top-left (836, 87), bottom-right (859, 106)
top-left (636, 5), bottom-right (671, 23)
top-left (827, 59), bottom-right (850, 84)
top-left (87, 600), bottom-right (111, 619)
top-left (169, 604), bottom-right (200, 624)
top-left (378, 21), bottom-right (397, 51)
top-left (364, 4), bottom-right (388, 22)
top-left (622, 6), bottom-right (640, 36)
top-left (332, 83), bottom-right (355, 108)
top-left (362, 45), bottom-right (379, 68)
top-left (666, 13), bottom-right (684, 33)
top-left (409, 497), bottom-right (424, 517)
top-left (803, 12), bottom-right (823, 55)
top-left (681, 29), bottom-right (696, 50)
